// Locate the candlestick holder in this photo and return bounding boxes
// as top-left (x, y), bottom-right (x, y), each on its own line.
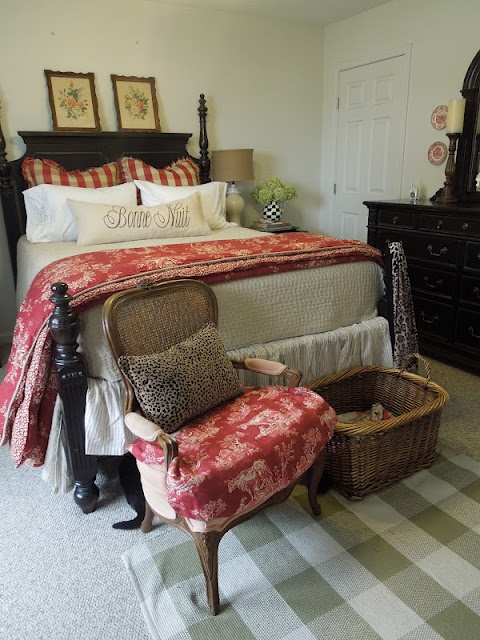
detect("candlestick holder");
top-left (433, 133), bottom-right (461, 205)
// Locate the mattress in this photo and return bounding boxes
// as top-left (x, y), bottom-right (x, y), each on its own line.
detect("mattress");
top-left (17, 228), bottom-right (385, 379)
top-left (77, 258), bottom-right (383, 380)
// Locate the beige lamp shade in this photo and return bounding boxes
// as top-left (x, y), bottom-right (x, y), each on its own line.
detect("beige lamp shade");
top-left (211, 149), bottom-right (254, 183)
top-left (211, 149), bottom-right (254, 226)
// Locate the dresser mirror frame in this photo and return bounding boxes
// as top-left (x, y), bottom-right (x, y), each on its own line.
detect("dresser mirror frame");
top-left (455, 48), bottom-right (480, 204)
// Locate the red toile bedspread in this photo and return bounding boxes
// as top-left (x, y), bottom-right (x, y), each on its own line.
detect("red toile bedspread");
top-left (0, 232), bottom-right (382, 468)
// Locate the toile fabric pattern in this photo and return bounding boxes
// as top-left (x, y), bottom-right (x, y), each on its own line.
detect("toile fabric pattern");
top-left (0, 232), bottom-right (381, 468)
top-left (118, 323), bottom-right (243, 434)
top-left (128, 386), bottom-right (336, 521)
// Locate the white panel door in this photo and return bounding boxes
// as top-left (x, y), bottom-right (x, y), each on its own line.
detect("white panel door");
top-left (334, 55), bottom-right (408, 241)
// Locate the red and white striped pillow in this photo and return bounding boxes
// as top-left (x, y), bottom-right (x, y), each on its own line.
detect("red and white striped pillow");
top-left (120, 156), bottom-right (200, 186)
top-left (22, 157), bottom-right (121, 188)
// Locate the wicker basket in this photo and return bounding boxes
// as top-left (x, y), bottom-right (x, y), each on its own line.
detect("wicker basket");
top-left (306, 358), bottom-right (449, 500)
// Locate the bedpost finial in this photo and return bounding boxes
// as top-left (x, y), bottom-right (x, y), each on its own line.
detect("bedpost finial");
top-left (198, 93), bottom-right (207, 116)
top-left (51, 282), bottom-right (69, 295)
top-left (0, 104), bottom-right (11, 190)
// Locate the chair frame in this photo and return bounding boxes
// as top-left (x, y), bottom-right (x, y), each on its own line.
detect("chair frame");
top-left (103, 278), bottom-right (326, 614)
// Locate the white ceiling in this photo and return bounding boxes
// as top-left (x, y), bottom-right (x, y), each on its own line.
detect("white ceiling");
top-left (147, 0), bottom-right (393, 26)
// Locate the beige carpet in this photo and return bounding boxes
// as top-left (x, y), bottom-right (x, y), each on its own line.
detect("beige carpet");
top-left (422, 358), bottom-right (480, 461)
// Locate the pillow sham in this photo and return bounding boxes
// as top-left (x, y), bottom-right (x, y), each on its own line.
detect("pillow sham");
top-left (24, 182), bottom-right (138, 243)
top-left (120, 156), bottom-right (200, 186)
top-left (135, 180), bottom-right (231, 230)
top-left (22, 157), bottom-right (121, 188)
top-left (118, 322), bottom-right (243, 433)
top-left (67, 191), bottom-right (211, 246)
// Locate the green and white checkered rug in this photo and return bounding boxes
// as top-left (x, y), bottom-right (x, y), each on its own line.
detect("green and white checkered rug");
top-left (122, 445), bottom-right (480, 640)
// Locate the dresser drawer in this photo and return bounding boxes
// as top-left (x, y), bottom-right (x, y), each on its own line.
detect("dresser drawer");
top-left (419, 214), bottom-right (480, 236)
top-left (465, 242), bottom-right (480, 269)
top-left (460, 275), bottom-right (480, 306)
top-left (378, 209), bottom-right (414, 228)
top-left (409, 265), bottom-right (456, 299)
top-left (375, 230), bottom-right (459, 266)
top-left (456, 308), bottom-right (480, 351)
top-left (414, 297), bottom-right (454, 340)
top-left (374, 229), bottom-right (410, 252)
top-left (408, 236), bottom-right (460, 267)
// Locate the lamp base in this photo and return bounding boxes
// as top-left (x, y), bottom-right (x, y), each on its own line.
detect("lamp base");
top-left (225, 182), bottom-right (244, 226)
top-left (432, 133), bottom-right (460, 205)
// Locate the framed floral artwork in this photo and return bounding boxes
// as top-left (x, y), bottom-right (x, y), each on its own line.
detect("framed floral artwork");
top-left (44, 70), bottom-right (101, 131)
top-left (111, 75), bottom-right (161, 132)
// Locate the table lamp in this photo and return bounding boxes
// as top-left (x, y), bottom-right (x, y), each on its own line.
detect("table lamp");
top-left (211, 149), bottom-right (254, 225)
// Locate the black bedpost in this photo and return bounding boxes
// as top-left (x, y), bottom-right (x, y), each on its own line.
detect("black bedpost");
top-left (198, 94), bottom-right (210, 183)
top-left (0, 103), bottom-right (9, 188)
top-left (49, 282), bottom-right (99, 514)
top-left (0, 102), bottom-right (19, 280)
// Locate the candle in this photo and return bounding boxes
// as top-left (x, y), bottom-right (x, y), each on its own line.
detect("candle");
top-left (446, 98), bottom-right (466, 134)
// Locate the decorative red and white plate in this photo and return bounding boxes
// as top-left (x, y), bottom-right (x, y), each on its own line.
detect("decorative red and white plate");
top-left (431, 105), bottom-right (448, 130)
top-left (428, 141), bottom-right (447, 165)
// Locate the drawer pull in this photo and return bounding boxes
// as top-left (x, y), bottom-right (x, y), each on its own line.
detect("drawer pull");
top-left (427, 244), bottom-right (448, 257)
top-left (462, 222), bottom-right (469, 231)
top-left (468, 326), bottom-right (480, 340)
top-left (392, 216), bottom-right (398, 225)
top-left (420, 311), bottom-right (439, 325)
top-left (436, 220), bottom-right (443, 230)
top-left (423, 276), bottom-right (444, 290)
top-left (474, 287), bottom-right (480, 299)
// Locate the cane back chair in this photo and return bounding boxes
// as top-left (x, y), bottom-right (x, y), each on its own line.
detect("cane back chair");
top-left (103, 279), bottom-right (335, 614)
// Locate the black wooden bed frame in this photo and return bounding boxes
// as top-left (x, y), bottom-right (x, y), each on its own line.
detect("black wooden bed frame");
top-left (0, 94), bottom-right (211, 513)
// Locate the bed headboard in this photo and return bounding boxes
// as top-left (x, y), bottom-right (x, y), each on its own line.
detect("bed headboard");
top-left (0, 94), bottom-right (210, 279)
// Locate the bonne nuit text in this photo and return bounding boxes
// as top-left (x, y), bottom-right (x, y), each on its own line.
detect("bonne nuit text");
top-left (104, 202), bottom-right (192, 229)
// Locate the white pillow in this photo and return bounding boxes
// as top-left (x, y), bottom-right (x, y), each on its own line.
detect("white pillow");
top-left (23, 182), bottom-right (138, 243)
top-left (134, 180), bottom-right (232, 230)
top-left (67, 191), bottom-right (211, 246)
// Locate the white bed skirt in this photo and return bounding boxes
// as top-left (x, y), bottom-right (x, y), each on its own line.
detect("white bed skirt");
top-left (42, 316), bottom-right (392, 493)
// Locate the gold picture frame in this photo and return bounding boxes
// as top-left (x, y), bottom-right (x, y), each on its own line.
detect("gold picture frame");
top-left (44, 70), bottom-right (101, 131)
top-left (111, 75), bottom-right (161, 132)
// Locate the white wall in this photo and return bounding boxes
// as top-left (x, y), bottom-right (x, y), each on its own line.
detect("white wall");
top-left (2, 0), bottom-right (479, 342)
top-left (0, 0), bottom-right (324, 341)
top-left (320, 0), bottom-right (480, 236)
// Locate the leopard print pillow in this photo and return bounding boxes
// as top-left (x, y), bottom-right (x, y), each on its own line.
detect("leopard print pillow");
top-left (118, 322), bottom-right (243, 433)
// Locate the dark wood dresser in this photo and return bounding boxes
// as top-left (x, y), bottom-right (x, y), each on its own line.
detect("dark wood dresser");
top-left (365, 199), bottom-right (480, 373)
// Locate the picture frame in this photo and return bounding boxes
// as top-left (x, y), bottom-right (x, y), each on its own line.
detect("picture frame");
top-left (44, 70), bottom-right (101, 131)
top-left (111, 75), bottom-right (161, 132)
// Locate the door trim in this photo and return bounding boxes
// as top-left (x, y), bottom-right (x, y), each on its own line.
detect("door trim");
top-left (326, 44), bottom-right (412, 236)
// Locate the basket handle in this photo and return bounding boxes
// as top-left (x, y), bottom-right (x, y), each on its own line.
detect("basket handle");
top-left (398, 352), bottom-right (431, 385)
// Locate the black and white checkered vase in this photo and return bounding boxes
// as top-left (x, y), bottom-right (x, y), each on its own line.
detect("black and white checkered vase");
top-left (262, 200), bottom-right (283, 222)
